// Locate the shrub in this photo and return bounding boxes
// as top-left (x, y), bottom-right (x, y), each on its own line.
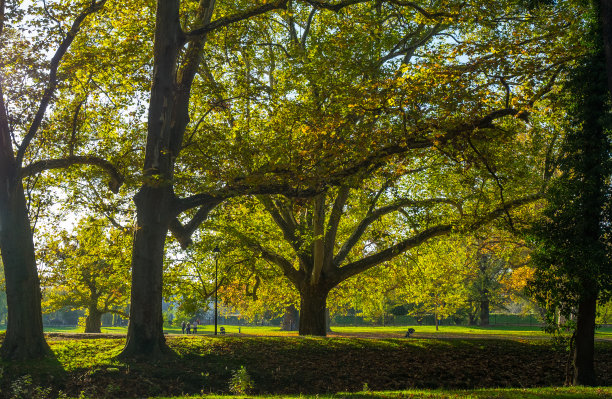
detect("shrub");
top-left (228, 365), bottom-right (254, 395)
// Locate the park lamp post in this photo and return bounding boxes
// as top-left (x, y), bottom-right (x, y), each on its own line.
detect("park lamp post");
top-left (213, 245), bottom-right (220, 335)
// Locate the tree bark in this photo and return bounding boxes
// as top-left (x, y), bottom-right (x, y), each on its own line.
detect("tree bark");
top-left (572, 292), bottom-right (598, 386)
top-left (119, 0), bottom-right (182, 359)
top-left (0, 100), bottom-right (49, 359)
top-left (298, 287), bottom-right (329, 336)
top-left (119, 186), bottom-right (174, 358)
top-left (84, 306), bottom-right (103, 333)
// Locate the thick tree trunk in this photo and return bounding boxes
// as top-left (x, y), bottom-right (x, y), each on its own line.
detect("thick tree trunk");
top-left (480, 297), bottom-right (490, 326)
top-left (119, 186), bottom-right (173, 358)
top-left (85, 306), bottom-right (103, 333)
top-left (0, 179), bottom-right (50, 359)
top-left (299, 287), bottom-right (329, 336)
top-left (1, 75), bottom-right (48, 360)
top-left (119, 0), bottom-right (183, 359)
top-left (572, 292), bottom-right (597, 386)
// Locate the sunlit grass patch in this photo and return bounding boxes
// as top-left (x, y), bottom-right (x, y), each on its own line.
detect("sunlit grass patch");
top-left (49, 339), bottom-right (124, 370)
top-left (153, 386), bottom-right (612, 398)
top-left (1, 323), bottom-right (605, 340)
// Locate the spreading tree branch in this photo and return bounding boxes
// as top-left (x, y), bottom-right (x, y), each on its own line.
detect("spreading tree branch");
top-left (15, 0), bottom-right (108, 168)
top-left (258, 247), bottom-right (303, 286)
top-left (338, 223), bottom-right (453, 282)
top-left (336, 193), bottom-right (540, 283)
top-left (173, 105), bottom-right (526, 242)
top-left (334, 197), bottom-right (461, 266)
top-left (21, 155), bottom-right (124, 193)
top-left (184, 0), bottom-right (289, 39)
top-left (301, 0), bottom-right (378, 12)
top-left (175, 183), bottom-right (321, 213)
top-left (387, 0), bottom-right (453, 19)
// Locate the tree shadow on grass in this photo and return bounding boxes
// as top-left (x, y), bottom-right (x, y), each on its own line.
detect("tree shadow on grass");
top-left (0, 349), bottom-right (68, 398)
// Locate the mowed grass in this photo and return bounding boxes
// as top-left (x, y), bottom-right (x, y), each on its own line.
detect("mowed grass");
top-left (36, 323), bottom-right (612, 339)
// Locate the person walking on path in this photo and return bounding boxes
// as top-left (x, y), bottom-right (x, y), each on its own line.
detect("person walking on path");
top-left (186, 322), bottom-right (191, 334)
top-left (181, 321), bottom-right (186, 334)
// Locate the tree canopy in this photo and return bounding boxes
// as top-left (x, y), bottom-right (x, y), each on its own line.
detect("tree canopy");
top-left (0, 0), bottom-right (607, 368)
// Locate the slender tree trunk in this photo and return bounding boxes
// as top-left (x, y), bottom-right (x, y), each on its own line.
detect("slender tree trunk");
top-left (119, 186), bottom-right (174, 358)
top-left (299, 287), bottom-right (329, 336)
top-left (573, 292), bottom-right (598, 386)
top-left (85, 306), bottom-right (103, 334)
top-left (480, 296), bottom-right (490, 327)
top-left (434, 303), bottom-right (439, 331)
top-left (0, 152), bottom-right (49, 360)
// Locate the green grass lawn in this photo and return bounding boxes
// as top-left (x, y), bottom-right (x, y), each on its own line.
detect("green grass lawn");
top-left (34, 323), bottom-right (612, 340)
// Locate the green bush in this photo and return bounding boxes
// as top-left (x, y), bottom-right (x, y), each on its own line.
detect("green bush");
top-left (228, 365), bottom-right (254, 395)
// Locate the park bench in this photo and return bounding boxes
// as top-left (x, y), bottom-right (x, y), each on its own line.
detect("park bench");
top-left (220, 327), bottom-right (226, 334)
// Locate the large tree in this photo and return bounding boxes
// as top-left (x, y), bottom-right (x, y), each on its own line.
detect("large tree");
top-left (0, 0), bottom-right (125, 359)
top-left (119, 0), bottom-right (501, 356)
top-left (190, 0), bottom-right (580, 335)
top-left (119, 0), bottom-right (299, 358)
top-left (217, 170), bottom-right (540, 335)
top-left (527, 2), bottom-right (612, 385)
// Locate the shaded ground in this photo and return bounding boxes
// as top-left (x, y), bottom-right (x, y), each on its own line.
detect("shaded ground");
top-left (1, 334), bottom-right (611, 398)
